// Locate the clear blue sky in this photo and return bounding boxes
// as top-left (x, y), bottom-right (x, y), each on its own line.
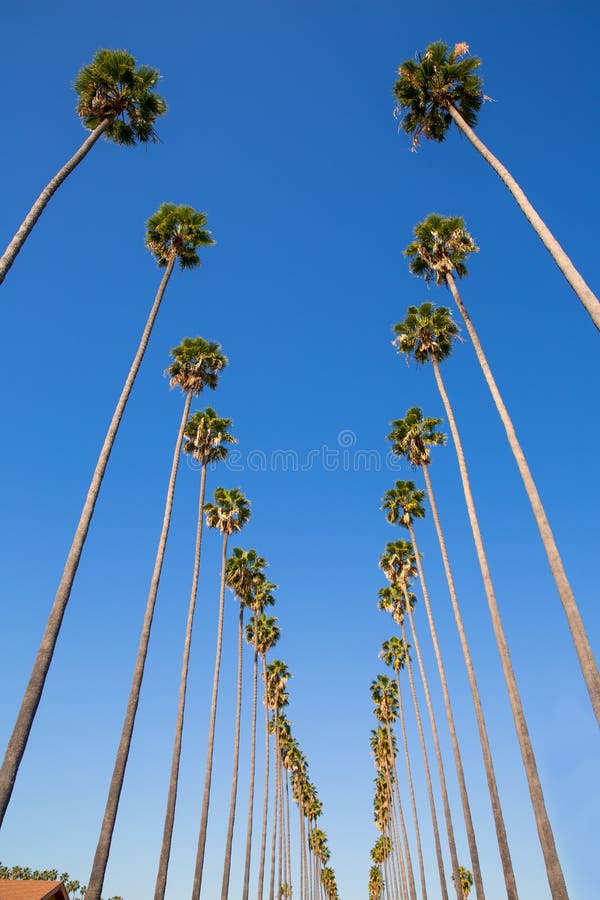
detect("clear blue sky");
top-left (0, 1), bottom-right (598, 898)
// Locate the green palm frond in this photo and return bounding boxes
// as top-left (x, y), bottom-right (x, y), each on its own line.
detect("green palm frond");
top-left (204, 486), bottom-right (251, 535)
top-left (146, 203), bottom-right (215, 269)
top-left (393, 41), bottom-right (483, 148)
top-left (393, 302), bottom-right (459, 365)
top-left (74, 48), bottom-right (167, 143)
top-left (184, 406), bottom-right (236, 466)
top-left (382, 480), bottom-right (426, 528)
top-left (388, 406), bottom-right (446, 466)
top-left (405, 213), bottom-right (478, 284)
top-left (167, 337), bottom-right (227, 395)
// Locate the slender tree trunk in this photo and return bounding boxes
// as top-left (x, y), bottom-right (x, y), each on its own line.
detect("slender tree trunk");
top-left (191, 530), bottom-right (230, 900)
top-left (396, 673), bottom-right (428, 900)
top-left (285, 771), bottom-right (293, 898)
top-left (269, 710), bottom-right (280, 900)
top-left (154, 463), bottom-right (207, 900)
top-left (258, 660), bottom-right (270, 899)
top-left (298, 804), bottom-right (305, 900)
top-left (385, 760), bottom-right (410, 900)
top-left (301, 810), bottom-right (310, 900)
top-left (221, 604), bottom-right (245, 898)
top-left (447, 272), bottom-right (600, 724)
top-left (86, 392), bottom-right (191, 900)
top-left (242, 647), bottom-right (258, 900)
top-left (431, 357), bottom-right (569, 899)
top-left (447, 104), bottom-right (600, 331)
top-left (278, 750), bottom-right (285, 896)
top-left (401, 621), bottom-right (449, 900)
top-left (0, 119), bottom-right (113, 286)
top-left (388, 733), bottom-right (417, 900)
top-left (0, 256), bottom-right (176, 827)
top-left (408, 523), bottom-right (485, 899)
top-left (422, 465), bottom-right (518, 898)
top-left (403, 601), bottom-right (462, 900)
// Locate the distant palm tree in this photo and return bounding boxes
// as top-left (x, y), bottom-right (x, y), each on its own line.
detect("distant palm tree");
top-left (221, 550), bottom-right (269, 899)
top-left (86, 339), bottom-right (226, 900)
top-left (244, 612), bottom-right (280, 900)
top-left (154, 408), bottom-right (235, 900)
top-left (191, 488), bottom-right (251, 900)
top-left (378, 573), bottom-right (448, 900)
top-left (380, 541), bottom-right (462, 900)
top-left (265, 660), bottom-right (291, 900)
top-left (395, 302), bottom-right (568, 899)
top-left (255, 627), bottom-right (282, 900)
top-left (393, 41), bottom-right (600, 330)
top-left (0, 205), bottom-right (214, 827)
top-left (0, 49), bottom-right (167, 285)
top-left (380, 636), bottom-right (428, 900)
top-left (389, 407), bottom-right (518, 898)
top-left (383, 479), bottom-right (484, 899)
top-left (405, 213), bottom-right (599, 725)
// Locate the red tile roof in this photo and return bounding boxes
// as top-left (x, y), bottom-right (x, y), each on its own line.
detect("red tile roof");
top-left (0, 882), bottom-right (69, 900)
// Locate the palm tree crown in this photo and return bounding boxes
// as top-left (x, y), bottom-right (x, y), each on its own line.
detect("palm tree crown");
top-left (405, 213), bottom-right (478, 284)
top-left (393, 41), bottom-right (482, 148)
top-left (388, 407), bottom-right (446, 467)
top-left (146, 203), bottom-right (215, 269)
top-left (382, 480), bottom-right (426, 529)
top-left (205, 487), bottom-right (251, 535)
top-left (167, 338), bottom-right (227, 395)
top-left (183, 407), bottom-right (236, 466)
top-left (380, 636), bottom-right (411, 673)
top-left (393, 301), bottom-right (459, 365)
top-left (225, 548), bottom-right (268, 602)
top-left (246, 614), bottom-right (280, 655)
top-left (74, 48), bottom-right (167, 144)
top-left (379, 540), bottom-right (417, 588)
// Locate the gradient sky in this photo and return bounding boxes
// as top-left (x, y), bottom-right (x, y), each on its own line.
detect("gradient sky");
top-left (1, 1), bottom-right (598, 898)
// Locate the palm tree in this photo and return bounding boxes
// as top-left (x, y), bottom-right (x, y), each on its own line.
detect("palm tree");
top-left (191, 488), bottom-right (251, 900)
top-left (405, 213), bottom-right (600, 725)
top-left (85, 339), bottom-right (226, 900)
top-left (380, 636), bottom-right (428, 900)
top-left (378, 572), bottom-right (449, 900)
top-left (389, 407), bottom-right (518, 898)
top-left (380, 541), bottom-right (462, 900)
top-left (265, 660), bottom-right (291, 900)
top-left (154, 408), bottom-right (235, 900)
top-left (370, 678), bottom-right (416, 900)
top-left (244, 612), bottom-right (279, 900)
top-left (0, 49), bottom-right (167, 285)
top-left (369, 862), bottom-right (385, 900)
top-left (383, 480), bottom-right (484, 899)
top-left (393, 42), bottom-right (600, 330)
top-left (255, 626), bottom-right (282, 900)
top-left (0, 204), bottom-right (215, 827)
top-left (395, 301), bottom-right (569, 898)
top-left (454, 866), bottom-right (474, 899)
top-left (221, 550), bottom-right (270, 899)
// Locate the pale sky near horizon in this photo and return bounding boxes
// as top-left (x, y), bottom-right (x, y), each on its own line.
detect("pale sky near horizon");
top-left (0, 1), bottom-right (598, 898)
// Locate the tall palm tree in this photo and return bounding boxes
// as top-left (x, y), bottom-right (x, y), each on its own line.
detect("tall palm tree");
top-left (255, 629), bottom-right (283, 900)
top-left (389, 407), bottom-right (518, 898)
top-left (395, 302), bottom-right (569, 898)
top-left (153, 408), bottom-right (235, 900)
top-left (383, 480), bottom-right (484, 899)
top-left (221, 551), bottom-right (270, 899)
top-left (405, 213), bottom-right (600, 724)
top-left (380, 541), bottom-right (462, 900)
top-left (393, 41), bottom-right (600, 330)
top-left (191, 488), bottom-right (251, 900)
top-left (380, 636), bottom-right (428, 900)
top-left (378, 575), bottom-right (449, 900)
top-left (0, 204), bottom-right (215, 827)
top-left (0, 49), bottom-right (168, 285)
top-left (244, 612), bottom-right (279, 900)
top-left (85, 339), bottom-right (226, 900)
top-left (265, 660), bottom-right (291, 900)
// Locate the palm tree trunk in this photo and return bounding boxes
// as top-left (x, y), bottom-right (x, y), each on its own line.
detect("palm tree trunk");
top-left (0, 118), bottom-right (113, 286)
top-left (221, 603), bottom-right (245, 899)
top-left (257, 659), bottom-right (270, 899)
top-left (85, 391), bottom-right (191, 900)
top-left (301, 810), bottom-right (310, 900)
top-left (191, 530), bottom-right (230, 900)
top-left (447, 104), bottom-right (600, 331)
top-left (242, 647), bottom-right (259, 900)
top-left (408, 523), bottom-right (485, 899)
top-left (269, 710), bottom-right (280, 900)
top-left (401, 621), bottom-right (449, 900)
top-left (431, 357), bottom-right (569, 899)
top-left (386, 761), bottom-right (410, 900)
top-left (278, 752), bottom-right (285, 896)
top-left (447, 272), bottom-right (600, 724)
top-left (422, 464), bottom-right (518, 898)
top-left (298, 804), bottom-right (305, 900)
top-left (396, 673), bottom-right (428, 900)
top-left (154, 462), bottom-right (207, 900)
top-left (403, 602), bottom-right (462, 900)
top-left (285, 770), bottom-right (293, 897)
top-left (389, 736), bottom-right (417, 900)
top-left (0, 255), bottom-right (176, 827)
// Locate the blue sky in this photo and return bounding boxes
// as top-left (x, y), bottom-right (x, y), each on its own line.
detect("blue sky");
top-left (0, 1), bottom-right (598, 898)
